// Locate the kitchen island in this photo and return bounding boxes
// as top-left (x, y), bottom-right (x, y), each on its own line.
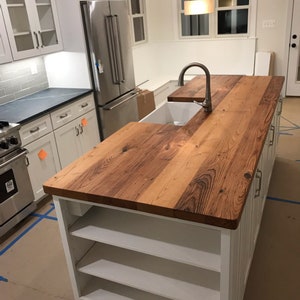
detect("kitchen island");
top-left (44, 75), bottom-right (284, 300)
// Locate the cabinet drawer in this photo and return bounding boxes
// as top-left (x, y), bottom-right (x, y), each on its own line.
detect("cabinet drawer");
top-left (50, 101), bottom-right (76, 130)
top-left (20, 114), bottom-right (52, 146)
top-left (74, 93), bottom-right (95, 116)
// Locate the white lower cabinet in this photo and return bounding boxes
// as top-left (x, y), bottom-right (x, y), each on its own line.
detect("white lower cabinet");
top-left (54, 110), bottom-right (99, 169)
top-left (20, 114), bottom-right (60, 203)
top-left (25, 132), bottom-right (60, 202)
top-left (20, 93), bottom-right (100, 202)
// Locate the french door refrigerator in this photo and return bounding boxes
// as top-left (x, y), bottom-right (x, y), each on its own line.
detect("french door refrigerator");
top-left (81, 0), bottom-right (139, 140)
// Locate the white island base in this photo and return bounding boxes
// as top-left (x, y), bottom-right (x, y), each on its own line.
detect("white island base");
top-left (53, 100), bottom-right (280, 300)
top-left (54, 165), bottom-right (266, 300)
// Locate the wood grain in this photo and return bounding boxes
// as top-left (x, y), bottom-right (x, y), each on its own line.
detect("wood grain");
top-left (43, 76), bottom-right (285, 229)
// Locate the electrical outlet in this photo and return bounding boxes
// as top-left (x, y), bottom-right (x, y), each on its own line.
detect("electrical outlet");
top-left (262, 19), bottom-right (276, 28)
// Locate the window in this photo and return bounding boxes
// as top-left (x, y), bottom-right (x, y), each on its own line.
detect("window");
top-left (179, 0), bottom-right (251, 38)
top-left (217, 0), bottom-right (249, 35)
top-left (129, 0), bottom-right (146, 43)
top-left (180, 0), bottom-right (209, 37)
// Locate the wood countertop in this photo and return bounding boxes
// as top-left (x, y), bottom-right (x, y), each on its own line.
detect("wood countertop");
top-left (43, 75), bottom-right (284, 229)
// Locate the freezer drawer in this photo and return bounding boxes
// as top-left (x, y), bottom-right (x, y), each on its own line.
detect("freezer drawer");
top-left (99, 92), bottom-right (139, 139)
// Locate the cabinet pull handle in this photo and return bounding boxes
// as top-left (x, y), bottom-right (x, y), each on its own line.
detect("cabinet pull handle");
top-left (79, 124), bottom-right (83, 134)
top-left (81, 103), bottom-right (88, 108)
top-left (59, 113), bottom-right (68, 119)
top-left (38, 31), bottom-right (44, 47)
top-left (255, 169), bottom-right (262, 198)
top-left (75, 126), bottom-right (80, 136)
top-left (269, 125), bottom-right (275, 146)
top-left (25, 156), bottom-right (30, 167)
top-left (34, 31), bottom-right (39, 49)
top-left (277, 97), bottom-right (283, 116)
top-left (29, 126), bottom-right (40, 133)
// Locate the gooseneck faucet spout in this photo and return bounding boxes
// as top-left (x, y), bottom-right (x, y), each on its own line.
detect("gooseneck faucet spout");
top-left (178, 62), bottom-right (212, 113)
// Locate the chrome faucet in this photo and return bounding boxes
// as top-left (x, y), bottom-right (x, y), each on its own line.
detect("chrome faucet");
top-left (178, 62), bottom-right (212, 113)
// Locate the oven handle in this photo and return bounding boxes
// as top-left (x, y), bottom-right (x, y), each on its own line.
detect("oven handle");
top-left (0, 149), bottom-right (28, 169)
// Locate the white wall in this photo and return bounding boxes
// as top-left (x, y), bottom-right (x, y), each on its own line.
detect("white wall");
top-left (46, 0), bottom-right (292, 90)
top-left (134, 0), bottom-right (294, 84)
top-left (44, 52), bottom-right (91, 88)
top-left (133, 0), bottom-right (257, 87)
top-left (255, 0), bottom-right (292, 77)
top-left (45, 0), bottom-right (91, 88)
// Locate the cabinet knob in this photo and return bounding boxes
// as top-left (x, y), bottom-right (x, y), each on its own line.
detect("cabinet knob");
top-left (291, 43), bottom-right (297, 48)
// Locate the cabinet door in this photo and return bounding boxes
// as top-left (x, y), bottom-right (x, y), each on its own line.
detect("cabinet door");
top-left (54, 118), bottom-right (82, 169)
top-left (2, 0), bottom-right (39, 60)
top-left (79, 110), bottom-right (100, 154)
top-left (26, 132), bottom-right (60, 202)
top-left (54, 110), bottom-right (100, 169)
top-left (0, 5), bottom-right (12, 63)
top-left (32, 0), bottom-right (62, 55)
top-left (1, 0), bottom-right (62, 60)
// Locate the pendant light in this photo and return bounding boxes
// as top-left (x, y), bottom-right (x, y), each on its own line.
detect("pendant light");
top-left (184, 0), bottom-right (215, 15)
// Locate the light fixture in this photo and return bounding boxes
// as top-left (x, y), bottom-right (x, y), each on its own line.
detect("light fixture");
top-left (184, 0), bottom-right (215, 15)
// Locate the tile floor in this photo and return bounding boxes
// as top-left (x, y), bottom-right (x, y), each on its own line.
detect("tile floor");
top-left (0, 97), bottom-right (299, 300)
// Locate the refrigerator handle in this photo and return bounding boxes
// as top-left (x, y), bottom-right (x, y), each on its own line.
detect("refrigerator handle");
top-left (105, 16), bottom-right (120, 84)
top-left (103, 91), bottom-right (137, 110)
top-left (112, 15), bottom-right (125, 83)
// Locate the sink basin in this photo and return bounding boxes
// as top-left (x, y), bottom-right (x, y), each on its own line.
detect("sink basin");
top-left (139, 101), bottom-right (201, 126)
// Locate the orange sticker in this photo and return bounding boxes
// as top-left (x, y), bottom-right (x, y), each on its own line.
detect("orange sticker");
top-left (38, 149), bottom-right (48, 160)
top-left (81, 118), bottom-right (88, 127)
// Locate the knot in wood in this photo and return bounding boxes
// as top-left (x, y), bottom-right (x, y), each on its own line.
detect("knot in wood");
top-left (122, 145), bottom-right (129, 153)
top-left (244, 172), bottom-right (252, 180)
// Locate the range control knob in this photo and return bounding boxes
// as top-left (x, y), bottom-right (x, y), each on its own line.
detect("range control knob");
top-left (0, 140), bottom-right (9, 149)
top-left (9, 136), bottom-right (19, 145)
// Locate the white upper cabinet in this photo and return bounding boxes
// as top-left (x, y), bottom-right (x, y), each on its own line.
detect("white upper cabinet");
top-left (1, 0), bottom-right (62, 60)
top-left (0, 5), bottom-right (12, 63)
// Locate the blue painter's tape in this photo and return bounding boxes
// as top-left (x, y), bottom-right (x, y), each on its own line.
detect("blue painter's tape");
top-left (0, 217), bottom-right (42, 256)
top-left (0, 276), bottom-right (8, 282)
top-left (267, 196), bottom-right (300, 205)
top-left (0, 203), bottom-right (57, 256)
top-left (31, 213), bottom-right (57, 221)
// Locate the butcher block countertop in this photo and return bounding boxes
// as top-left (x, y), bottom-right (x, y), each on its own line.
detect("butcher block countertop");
top-left (43, 75), bottom-right (284, 229)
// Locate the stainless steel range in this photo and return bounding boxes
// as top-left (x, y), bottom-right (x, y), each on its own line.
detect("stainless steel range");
top-left (0, 121), bottom-right (35, 237)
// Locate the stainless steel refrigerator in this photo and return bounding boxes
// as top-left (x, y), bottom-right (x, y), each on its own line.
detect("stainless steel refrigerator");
top-left (81, 0), bottom-right (139, 140)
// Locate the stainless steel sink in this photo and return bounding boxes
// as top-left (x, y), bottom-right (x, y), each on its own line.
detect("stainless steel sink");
top-left (139, 101), bottom-right (201, 126)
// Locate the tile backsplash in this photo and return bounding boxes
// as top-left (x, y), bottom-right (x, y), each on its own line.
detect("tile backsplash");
top-left (0, 57), bottom-right (49, 105)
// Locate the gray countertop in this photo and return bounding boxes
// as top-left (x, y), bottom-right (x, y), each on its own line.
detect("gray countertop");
top-left (0, 88), bottom-right (93, 124)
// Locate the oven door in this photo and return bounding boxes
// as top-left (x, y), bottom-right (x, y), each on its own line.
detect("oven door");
top-left (0, 148), bottom-right (34, 226)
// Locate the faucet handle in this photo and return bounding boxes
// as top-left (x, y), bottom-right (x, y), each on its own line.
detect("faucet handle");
top-left (193, 100), bottom-right (212, 112)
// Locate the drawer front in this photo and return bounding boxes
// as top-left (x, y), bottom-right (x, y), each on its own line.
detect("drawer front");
top-left (51, 101), bottom-right (76, 130)
top-left (20, 114), bottom-right (53, 146)
top-left (74, 94), bottom-right (95, 117)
